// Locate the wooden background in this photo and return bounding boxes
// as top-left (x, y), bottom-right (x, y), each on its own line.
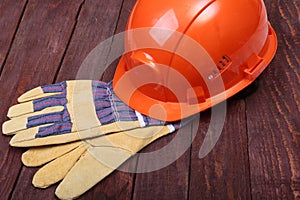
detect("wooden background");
top-left (0, 0), bottom-right (299, 199)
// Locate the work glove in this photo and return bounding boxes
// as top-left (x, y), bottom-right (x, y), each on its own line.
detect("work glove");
top-left (2, 80), bottom-right (166, 147)
top-left (21, 124), bottom-right (178, 199)
top-left (2, 80), bottom-right (187, 199)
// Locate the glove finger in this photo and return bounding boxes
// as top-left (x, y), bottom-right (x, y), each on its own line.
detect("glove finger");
top-left (9, 125), bottom-right (49, 144)
top-left (33, 144), bottom-right (87, 188)
top-left (3, 109), bottom-right (69, 135)
top-left (8, 102), bottom-right (64, 119)
top-left (9, 123), bottom-right (112, 147)
top-left (17, 81), bottom-right (69, 103)
top-left (9, 124), bottom-right (80, 147)
top-left (8, 120), bottom-right (154, 147)
top-left (55, 147), bottom-right (133, 200)
top-left (22, 141), bottom-right (82, 167)
top-left (54, 125), bottom-right (176, 199)
top-left (4, 120), bottom-right (72, 137)
top-left (7, 101), bottom-right (34, 118)
top-left (2, 116), bottom-right (29, 135)
top-left (8, 91), bottom-right (67, 119)
top-left (17, 80), bottom-right (95, 103)
top-left (31, 93), bottom-right (67, 112)
top-left (17, 86), bottom-right (62, 103)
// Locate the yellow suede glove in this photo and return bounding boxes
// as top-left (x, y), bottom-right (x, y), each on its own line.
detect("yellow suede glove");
top-left (2, 80), bottom-right (167, 146)
top-left (22, 125), bottom-right (175, 200)
top-left (2, 80), bottom-right (186, 199)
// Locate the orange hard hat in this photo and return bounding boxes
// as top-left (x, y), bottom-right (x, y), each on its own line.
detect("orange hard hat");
top-left (113, 0), bottom-right (277, 121)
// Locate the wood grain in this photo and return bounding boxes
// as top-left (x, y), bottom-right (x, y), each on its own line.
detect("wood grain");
top-left (101, 0), bottom-right (137, 82)
top-left (56, 0), bottom-right (125, 82)
top-left (189, 101), bottom-right (251, 199)
top-left (0, 1), bottom-right (27, 199)
top-left (11, 167), bottom-right (57, 200)
top-left (0, 0), bottom-right (27, 72)
top-left (133, 122), bottom-right (193, 200)
top-left (0, 0), bottom-right (84, 199)
top-left (247, 0), bottom-right (300, 199)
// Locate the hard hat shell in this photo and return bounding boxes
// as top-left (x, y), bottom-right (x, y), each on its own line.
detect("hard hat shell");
top-left (113, 0), bottom-right (277, 121)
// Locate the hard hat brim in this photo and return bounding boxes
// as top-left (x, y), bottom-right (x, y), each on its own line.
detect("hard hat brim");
top-left (113, 24), bottom-right (277, 121)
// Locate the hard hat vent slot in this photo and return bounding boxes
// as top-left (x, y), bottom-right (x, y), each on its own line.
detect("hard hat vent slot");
top-left (217, 55), bottom-right (231, 70)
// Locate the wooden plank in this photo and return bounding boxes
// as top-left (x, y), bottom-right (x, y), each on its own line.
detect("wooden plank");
top-left (0, 0), bottom-right (84, 199)
top-left (11, 167), bottom-right (57, 200)
top-left (0, 1), bottom-right (27, 199)
top-left (188, 101), bottom-right (251, 199)
top-left (133, 123), bottom-right (193, 200)
top-left (247, 0), bottom-right (300, 199)
top-left (101, 0), bottom-right (137, 82)
top-left (71, 0), bottom-right (139, 199)
top-left (0, 0), bottom-right (27, 72)
top-left (55, 0), bottom-right (127, 82)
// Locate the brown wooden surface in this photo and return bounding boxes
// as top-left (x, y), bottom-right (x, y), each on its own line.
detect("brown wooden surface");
top-left (0, 0), bottom-right (27, 72)
top-left (0, 0), bottom-right (299, 199)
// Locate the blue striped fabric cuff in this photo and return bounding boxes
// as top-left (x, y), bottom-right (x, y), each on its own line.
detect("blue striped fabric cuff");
top-left (28, 80), bottom-right (182, 138)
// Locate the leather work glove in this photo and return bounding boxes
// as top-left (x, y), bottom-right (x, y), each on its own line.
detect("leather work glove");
top-left (2, 80), bottom-right (188, 199)
top-left (2, 80), bottom-right (166, 147)
top-left (21, 124), bottom-right (179, 199)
